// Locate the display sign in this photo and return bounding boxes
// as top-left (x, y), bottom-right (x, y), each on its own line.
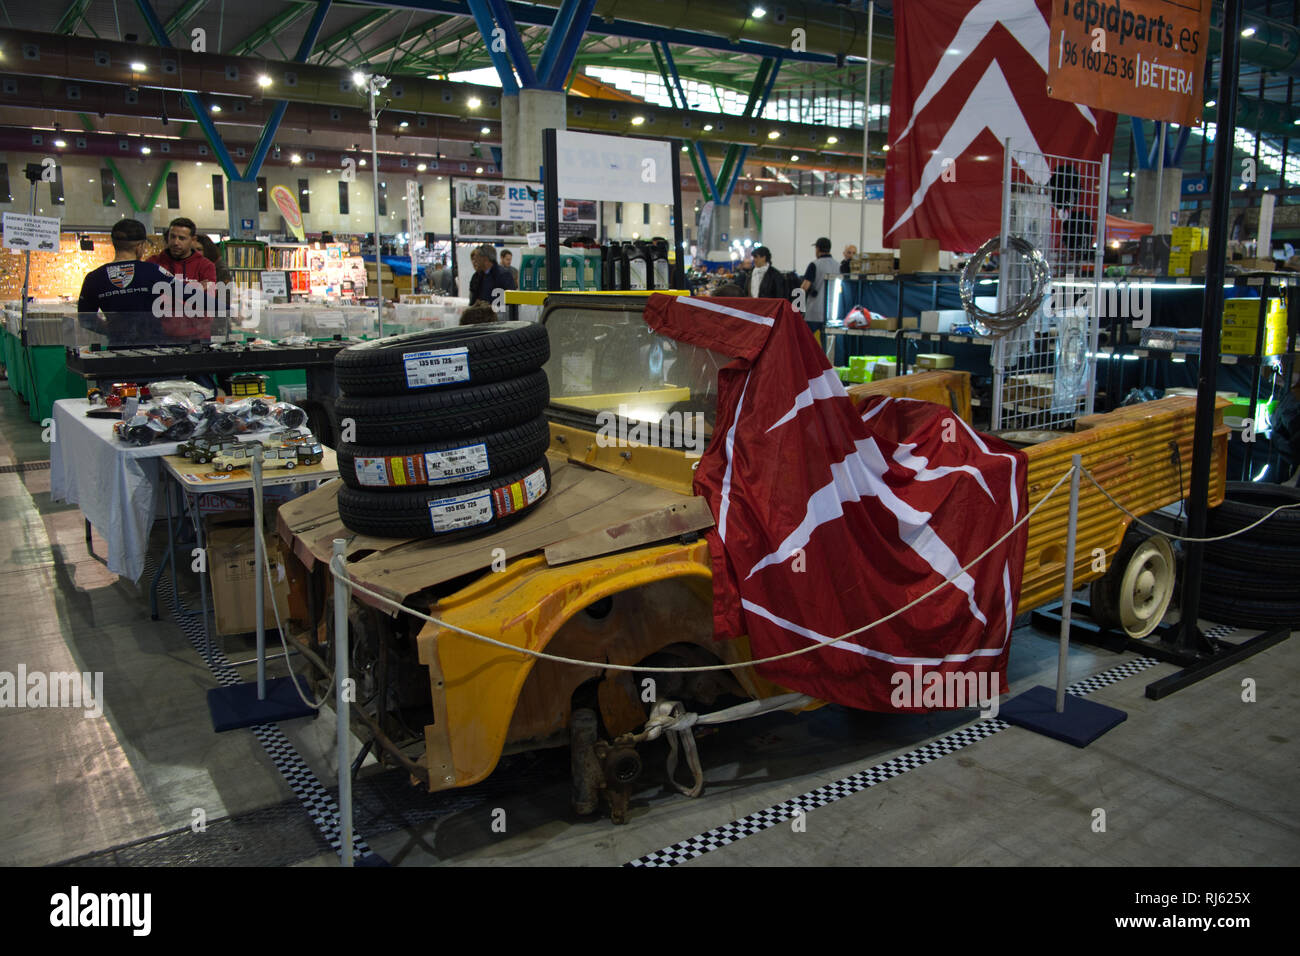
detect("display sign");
top-left (1047, 0), bottom-right (1211, 126)
top-left (2, 212), bottom-right (61, 251)
top-left (405, 180), bottom-right (423, 237)
top-left (260, 271), bottom-right (288, 297)
top-left (554, 131), bottom-right (674, 206)
top-left (453, 178), bottom-right (598, 242)
top-left (526, 231), bottom-right (546, 246)
top-left (270, 185), bottom-right (306, 241)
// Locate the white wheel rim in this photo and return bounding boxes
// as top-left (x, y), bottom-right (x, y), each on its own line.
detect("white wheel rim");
top-left (1117, 536), bottom-right (1175, 638)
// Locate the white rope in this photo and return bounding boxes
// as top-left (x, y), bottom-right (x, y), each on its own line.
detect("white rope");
top-left (1082, 469), bottom-right (1300, 543)
top-left (261, 526), bottom-right (334, 710)
top-left (326, 466), bottom-right (1077, 675)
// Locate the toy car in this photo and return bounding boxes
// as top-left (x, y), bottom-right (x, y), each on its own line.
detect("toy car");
top-left (99, 382), bottom-right (151, 409)
top-left (210, 444), bottom-right (255, 472)
top-left (178, 437), bottom-right (242, 464)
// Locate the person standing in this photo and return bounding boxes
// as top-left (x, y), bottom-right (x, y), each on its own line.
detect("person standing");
top-left (840, 243), bottom-right (858, 274)
top-left (800, 237), bottom-right (840, 321)
top-left (500, 249), bottom-right (520, 288)
top-left (76, 218), bottom-right (173, 345)
top-left (467, 249), bottom-right (483, 303)
top-left (150, 217), bottom-right (218, 284)
top-left (748, 246), bottom-right (785, 298)
top-left (473, 244), bottom-right (516, 307)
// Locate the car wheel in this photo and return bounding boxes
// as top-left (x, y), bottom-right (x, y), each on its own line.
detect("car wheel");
top-left (1089, 532), bottom-right (1176, 638)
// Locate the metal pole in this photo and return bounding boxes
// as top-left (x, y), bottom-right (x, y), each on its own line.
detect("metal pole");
top-left (991, 137), bottom-right (1014, 430)
top-left (1087, 154), bottom-right (1110, 416)
top-left (252, 449), bottom-right (266, 700)
top-left (1153, 123), bottom-right (1166, 231)
top-left (859, 0), bottom-right (874, 256)
top-left (1056, 455), bottom-right (1083, 713)
top-left (369, 81), bottom-right (385, 337)
top-left (1180, 0), bottom-right (1243, 651)
top-left (332, 538), bottom-right (353, 867)
top-left (542, 127), bottom-right (561, 291)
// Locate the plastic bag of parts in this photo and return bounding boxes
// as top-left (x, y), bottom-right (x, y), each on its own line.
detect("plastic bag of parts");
top-left (217, 398), bottom-right (308, 435)
top-left (146, 379), bottom-right (214, 404)
top-left (112, 394), bottom-right (202, 445)
top-left (1051, 308), bottom-right (1091, 414)
top-left (843, 306), bottom-right (889, 330)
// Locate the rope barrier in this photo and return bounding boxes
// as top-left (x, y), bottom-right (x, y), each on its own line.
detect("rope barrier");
top-left (325, 466), bottom-right (1078, 675)
top-left (1081, 468), bottom-right (1300, 543)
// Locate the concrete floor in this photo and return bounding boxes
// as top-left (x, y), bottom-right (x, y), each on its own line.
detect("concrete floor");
top-left (1, 378), bottom-right (1297, 868)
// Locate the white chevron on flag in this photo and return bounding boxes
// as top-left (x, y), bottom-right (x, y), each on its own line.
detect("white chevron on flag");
top-left (766, 368), bottom-right (847, 433)
top-left (893, 0), bottom-right (1096, 145)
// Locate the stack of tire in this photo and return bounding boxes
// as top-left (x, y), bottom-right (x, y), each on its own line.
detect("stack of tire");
top-left (333, 322), bottom-right (553, 540)
top-left (1199, 481), bottom-right (1300, 630)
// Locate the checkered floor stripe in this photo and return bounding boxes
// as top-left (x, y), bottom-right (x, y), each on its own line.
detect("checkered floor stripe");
top-left (625, 656), bottom-right (1161, 867)
top-left (155, 562), bottom-right (374, 863)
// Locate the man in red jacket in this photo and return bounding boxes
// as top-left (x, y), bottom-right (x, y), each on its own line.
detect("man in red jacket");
top-left (149, 216), bottom-right (218, 340)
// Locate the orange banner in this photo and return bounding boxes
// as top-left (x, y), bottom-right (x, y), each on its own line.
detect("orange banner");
top-left (1046, 0), bottom-right (1212, 126)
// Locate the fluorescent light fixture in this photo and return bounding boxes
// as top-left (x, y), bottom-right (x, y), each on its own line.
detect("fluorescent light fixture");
top-left (467, 96), bottom-right (482, 109)
top-left (1241, 26), bottom-right (1257, 38)
top-left (481, 126), bottom-right (491, 134)
top-left (755, 185), bottom-right (763, 191)
top-left (827, 136), bottom-right (838, 144)
top-left (53, 139), bottom-right (66, 147)
top-left (752, 6), bottom-right (766, 18)
top-left (631, 115), bottom-right (646, 126)
top-left (210, 104), bottom-right (222, 113)
top-left (789, 154), bottom-right (799, 161)
top-left (681, 145), bottom-right (689, 152)
top-left (1205, 100), bottom-right (1216, 108)
top-left (417, 163), bottom-right (427, 171)
top-left (476, 166), bottom-right (484, 173)
top-left (290, 153), bottom-right (302, 164)
top-left (703, 124), bottom-right (714, 131)
top-left (399, 120), bottom-right (409, 128)
top-left (140, 146), bottom-right (151, 154)
top-left (257, 74), bottom-right (272, 88)
top-left (130, 61), bottom-right (147, 71)
top-left (767, 130), bottom-right (780, 139)
top-left (359, 158), bottom-right (367, 166)
top-left (882, 144), bottom-right (890, 151)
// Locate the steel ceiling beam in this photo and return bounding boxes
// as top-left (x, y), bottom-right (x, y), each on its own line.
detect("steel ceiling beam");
top-left (463, 0), bottom-right (519, 92)
top-left (228, 3), bottom-right (313, 57)
top-left (54, 0), bottom-right (94, 35)
top-left (313, 10), bottom-right (395, 65)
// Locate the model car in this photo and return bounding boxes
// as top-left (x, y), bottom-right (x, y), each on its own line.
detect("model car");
top-left (178, 437), bottom-right (242, 464)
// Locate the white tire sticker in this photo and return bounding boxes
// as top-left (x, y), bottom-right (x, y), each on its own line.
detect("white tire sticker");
top-left (403, 346), bottom-right (471, 388)
top-left (428, 489), bottom-right (493, 532)
top-left (353, 457), bottom-right (391, 487)
top-left (425, 442), bottom-right (490, 484)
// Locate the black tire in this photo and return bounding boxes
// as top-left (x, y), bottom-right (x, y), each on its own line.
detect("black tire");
top-left (334, 322), bottom-right (549, 396)
top-left (335, 369), bottom-right (549, 445)
top-left (338, 415), bottom-right (551, 491)
top-left (1197, 592), bottom-right (1300, 631)
top-left (1203, 537), bottom-right (1300, 583)
top-left (1200, 561), bottom-right (1294, 602)
top-left (337, 458), bottom-right (552, 540)
top-left (1206, 481), bottom-right (1300, 546)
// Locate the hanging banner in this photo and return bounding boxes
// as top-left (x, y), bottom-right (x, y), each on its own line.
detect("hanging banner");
top-left (554, 131), bottom-right (674, 206)
top-left (1046, 0), bottom-right (1212, 125)
top-left (453, 178), bottom-right (598, 242)
top-left (270, 185), bottom-right (305, 241)
top-left (883, 0), bottom-right (1117, 252)
top-left (405, 180), bottom-right (423, 237)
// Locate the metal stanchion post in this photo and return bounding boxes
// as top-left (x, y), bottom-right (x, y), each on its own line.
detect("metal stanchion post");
top-left (1056, 455), bottom-right (1082, 713)
top-left (253, 449), bottom-right (266, 700)
top-left (332, 538), bottom-right (353, 867)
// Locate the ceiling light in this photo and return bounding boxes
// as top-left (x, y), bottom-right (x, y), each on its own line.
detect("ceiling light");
top-left (631, 115), bottom-right (646, 126)
top-left (210, 104), bottom-right (222, 113)
top-left (195, 161), bottom-right (202, 166)
top-left (290, 153), bottom-right (302, 164)
top-left (467, 96), bottom-right (482, 109)
top-left (399, 120), bottom-right (409, 128)
top-left (681, 145), bottom-right (689, 152)
top-left (130, 61), bottom-right (147, 71)
top-left (481, 126), bottom-right (491, 134)
top-left (476, 166), bottom-right (484, 174)
top-left (882, 144), bottom-right (890, 151)
top-left (767, 130), bottom-right (780, 139)
top-left (827, 136), bottom-right (838, 144)
top-left (703, 124), bottom-right (714, 131)
top-left (1241, 26), bottom-right (1257, 38)
top-left (352, 71), bottom-right (367, 87)
top-left (1205, 100), bottom-right (1216, 108)
top-left (359, 158), bottom-right (367, 166)
top-left (257, 74), bottom-right (272, 88)
top-left (755, 185), bottom-right (763, 191)
top-left (53, 139), bottom-right (66, 148)
top-left (790, 154), bottom-right (799, 161)
top-left (417, 163), bottom-right (427, 171)
top-left (141, 146), bottom-right (151, 155)
top-left (752, 6), bottom-right (766, 19)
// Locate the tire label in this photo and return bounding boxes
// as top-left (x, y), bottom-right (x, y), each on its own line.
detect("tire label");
top-left (427, 489), bottom-right (493, 532)
top-left (492, 466), bottom-right (549, 517)
top-left (425, 442), bottom-right (490, 484)
top-left (403, 347), bottom-right (471, 388)
top-left (354, 455), bottom-right (428, 487)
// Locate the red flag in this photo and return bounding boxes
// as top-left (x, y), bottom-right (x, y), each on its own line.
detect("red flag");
top-left (644, 294), bottom-right (1028, 711)
top-left (884, 0), bottom-right (1117, 252)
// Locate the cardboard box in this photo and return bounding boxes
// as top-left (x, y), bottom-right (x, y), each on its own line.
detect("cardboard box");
top-left (1170, 226), bottom-right (1207, 253)
top-left (868, 316), bottom-right (900, 330)
top-left (919, 309), bottom-right (967, 334)
top-left (1223, 297), bottom-right (1285, 323)
top-left (1167, 250), bottom-right (1193, 277)
top-left (872, 359), bottom-right (897, 379)
top-left (1190, 251), bottom-right (1208, 275)
top-left (1235, 258), bottom-right (1275, 272)
top-left (915, 353), bottom-right (955, 369)
top-left (208, 523), bottom-right (292, 637)
top-left (899, 238), bottom-right (941, 274)
top-left (1222, 331), bottom-right (1286, 355)
top-left (856, 252), bottom-right (895, 275)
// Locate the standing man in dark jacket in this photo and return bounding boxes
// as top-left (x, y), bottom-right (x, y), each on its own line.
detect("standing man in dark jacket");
top-left (747, 246), bottom-right (786, 298)
top-left (473, 244), bottom-right (516, 308)
top-left (77, 218), bottom-right (173, 345)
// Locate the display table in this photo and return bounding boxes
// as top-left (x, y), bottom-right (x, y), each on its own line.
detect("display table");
top-left (49, 398), bottom-right (185, 581)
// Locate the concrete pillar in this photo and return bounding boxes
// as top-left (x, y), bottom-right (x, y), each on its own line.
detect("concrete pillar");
top-left (227, 180), bottom-right (261, 238)
top-left (1133, 168), bottom-right (1183, 234)
top-left (701, 203), bottom-right (731, 257)
top-left (504, 89), bottom-right (566, 182)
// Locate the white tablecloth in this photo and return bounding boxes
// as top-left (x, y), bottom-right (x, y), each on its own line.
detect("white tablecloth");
top-left (49, 399), bottom-right (181, 582)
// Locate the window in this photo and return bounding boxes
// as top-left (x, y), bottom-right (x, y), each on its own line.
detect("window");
top-left (100, 168), bottom-right (116, 206)
top-left (212, 174), bottom-right (225, 211)
top-left (378, 181), bottom-right (387, 217)
top-left (257, 176), bottom-right (267, 212)
top-left (50, 165), bottom-right (65, 206)
top-left (298, 177), bottom-right (310, 214)
top-left (166, 171), bottom-right (180, 209)
top-left (0, 163), bottom-right (10, 203)
top-left (642, 203), bottom-right (650, 225)
top-left (338, 180), bottom-right (349, 215)
top-left (615, 202), bottom-right (622, 224)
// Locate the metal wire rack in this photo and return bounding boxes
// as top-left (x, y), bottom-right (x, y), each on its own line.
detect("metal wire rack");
top-left (990, 144), bottom-right (1109, 432)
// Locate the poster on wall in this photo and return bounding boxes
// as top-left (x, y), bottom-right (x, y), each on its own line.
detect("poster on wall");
top-left (453, 178), bottom-right (598, 242)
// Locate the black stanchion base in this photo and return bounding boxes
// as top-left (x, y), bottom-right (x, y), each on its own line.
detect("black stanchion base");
top-left (207, 675), bottom-right (317, 732)
top-left (1031, 600), bottom-right (1292, 701)
top-left (999, 685), bottom-right (1127, 747)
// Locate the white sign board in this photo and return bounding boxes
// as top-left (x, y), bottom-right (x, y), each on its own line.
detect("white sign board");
top-left (406, 180), bottom-right (423, 237)
top-left (260, 271), bottom-right (288, 297)
top-left (554, 131), bottom-right (673, 206)
top-left (526, 231), bottom-right (546, 246)
top-left (3, 212), bottom-right (62, 252)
